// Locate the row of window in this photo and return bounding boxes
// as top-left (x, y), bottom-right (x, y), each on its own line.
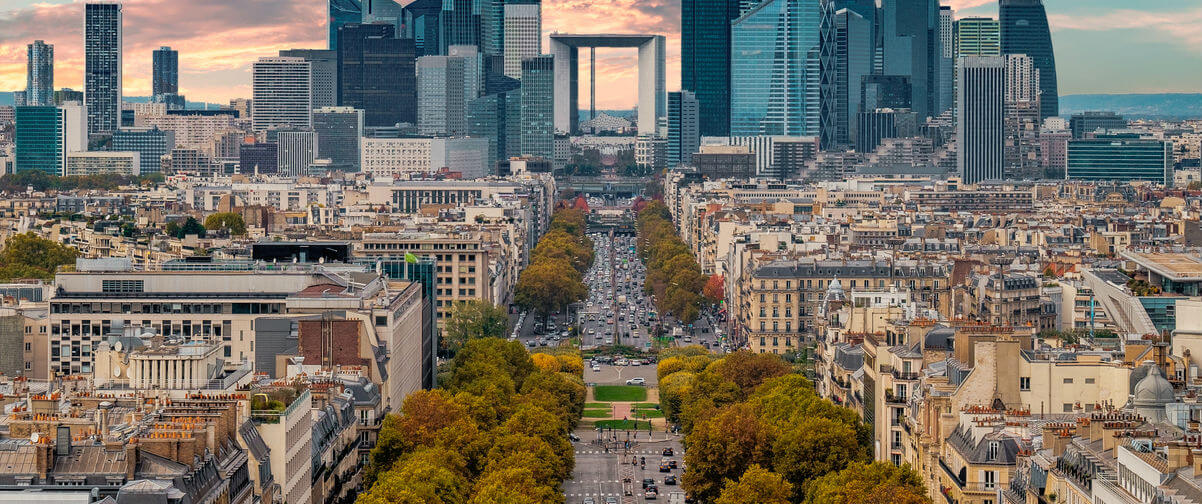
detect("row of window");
top-left (52, 302), bottom-right (283, 315)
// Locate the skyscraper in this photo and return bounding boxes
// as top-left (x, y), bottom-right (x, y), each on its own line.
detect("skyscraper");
top-left (26, 40), bottom-right (53, 107)
top-left (667, 91), bottom-right (700, 167)
top-left (468, 74), bottom-right (521, 169)
top-left (955, 17), bottom-right (1001, 57)
top-left (834, 8), bottom-right (872, 149)
top-left (84, 2), bottom-right (122, 134)
top-left (152, 47), bottom-right (178, 97)
top-left (14, 104), bottom-right (86, 175)
top-left (448, 45), bottom-right (482, 101)
top-left (112, 127), bottom-right (175, 175)
top-left (402, 0), bottom-right (442, 57)
top-left (441, 0), bottom-right (480, 54)
top-left (328, 0), bottom-right (362, 51)
top-left (1000, 0), bottom-right (1058, 119)
top-left (938, 6), bottom-right (955, 116)
top-left (503, 3), bottom-right (541, 79)
top-left (880, 0), bottom-right (944, 118)
top-left (730, 0), bottom-right (833, 138)
top-left (313, 106), bottom-right (364, 171)
top-left (362, 0), bottom-right (403, 25)
top-left (280, 49), bottom-right (339, 108)
top-left (417, 56), bottom-right (467, 136)
top-left (277, 131), bottom-right (317, 177)
top-left (251, 57), bottom-right (312, 132)
top-left (520, 55), bottom-right (554, 158)
top-left (1004, 53), bottom-right (1042, 178)
top-left (681, 0), bottom-right (740, 136)
top-left (957, 56), bottom-right (1005, 184)
top-left (337, 23), bottom-right (417, 127)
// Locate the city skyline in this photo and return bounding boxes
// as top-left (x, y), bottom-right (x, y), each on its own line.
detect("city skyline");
top-left (0, 0), bottom-right (1198, 109)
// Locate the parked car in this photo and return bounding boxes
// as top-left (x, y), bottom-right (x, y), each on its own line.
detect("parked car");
top-left (662, 447), bottom-right (674, 456)
top-left (626, 377), bottom-right (646, 386)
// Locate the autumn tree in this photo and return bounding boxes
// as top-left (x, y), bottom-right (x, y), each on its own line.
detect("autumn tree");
top-left (715, 465), bottom-right (793, 504)
top-left (804, 462), bottom-right (931, 504)
top-left (467, 467), bottom-right (560, 504)
top-left (514, 257), bottom-right (587, 314)
top-left (357, 448), bottom-right (468, 504)
top-left (715, 351), bottom-right (793, 398)
top-left (0, 232), bottom-right (78, 281)
top-left (443, 300), bottom-right (510, 356)
top-left (682, 403), bottom-right (773, 502)
top-left (703, 274), bottom-right (726, 303)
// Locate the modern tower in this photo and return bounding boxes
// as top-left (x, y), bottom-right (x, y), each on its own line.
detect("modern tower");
top-left (362, 0), bottom-right (403, 25)
top-left (313, 106), bottom-right (364, 171)
top-left (667, 91), bottom-right (700, 167)
top-left (417, 56), bottom-right (467, 136)
top-left (280, 49), bottom-right (339, 108)
top-left (112, 127), bottom-right (176, 175)
top-left (468, 75), bottom-right (521, 169)
top-left (681, 0), bottom-right (740, 136)
top-left (84, 2), bottom-right (122, 134)
top-left (251, 57), bottom-right (312, 132)
top-left (402, 0), bottom-right (442, 57)
top-left (503, 3), bottom-right (541, 79)
top-left (1000, 0), bottom-right (1058, 119)
top-left (328, 0), bottom-right (362, 51)
top-left (14, 104), bottom-right (86, 175)
top-left (938, 6), bottom-right (955, 115)
top-left (26, 40), bottom-right (54, 107)
top-left (152, 46), bottom-right (178, 97)
top-left (520, 55), bottom-right (554, 158)
top-left (277, 131), bottom-right (318, 177)
top-left (834, 8), bottom-right (872, 149)
top-left (880, 0), bottom-right (944, 119)
top-left (957, 56), bottom-right (1005, 184)
top-left (1004, 53), bottom-right (1041, 178)
top-left (337, 23), bottom-right (417, 127)
top-left (730, 0), bottom-right (834, 139)
top-left (440, 0), bottom-right (480, 54)
top-left (955, 17), bottom-right (1001, 57)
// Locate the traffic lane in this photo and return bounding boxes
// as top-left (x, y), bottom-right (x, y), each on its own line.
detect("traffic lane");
top-left (567, 426), bottom-right (687, 503)
top-left (585, 363), bottom-right (657, 387)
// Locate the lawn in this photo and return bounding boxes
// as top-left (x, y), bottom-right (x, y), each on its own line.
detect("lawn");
top-left (582, 409), bottom-right (612, 419)
top-left (633, 402), bottom-right (660, 409)
top-left (594, 419), bottom-right (652, 430)
top-left (585, 402), bottom-right (609, 408)
top-left (593, 385), bottom-right (648, 402)
top-left (632, 409), bottom-right (664, 419)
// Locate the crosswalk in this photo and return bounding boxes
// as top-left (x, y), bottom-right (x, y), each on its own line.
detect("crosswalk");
top-left (575, 449), bottom-right (668, 455)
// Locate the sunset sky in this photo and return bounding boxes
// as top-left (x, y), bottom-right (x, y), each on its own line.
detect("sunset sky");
top-left (0, 0), bottom-right (1199, 109)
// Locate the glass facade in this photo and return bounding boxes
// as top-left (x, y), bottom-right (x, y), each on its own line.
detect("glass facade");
top-left (682, 0), bottom-right (739, 136)
top-left (313, 107), bottom-right (363, 171)
top-left (467, 77), bottom-right (521, 171)
top-left (1000, 0), bottom-right (1057, 119)
top-left (1066, 135), bottom-right (1171, 185)
top-left (328, 0), bottom-right (362, 51)
top-left (402, 0), bottom-right (442, 57)
top-left (955, 17), bottom-right (1000, 57)
top-left (337, 23), bottom-right (417, 127)
top-left (667, 91), bottom-right (699, 167)
top-left (112, 127), bottom-right (175, 174)
top-left (26, 40), bottom-right (54, 107)
top-left (152, 46), bottom-right (178, 97)
top-left (85, 2), bottom-right (122, 134)
top-left (520, 55), bottom-right (554, 158)
top-left (440, 0), bottom-right (480, 54)
top-left (14, 106), bottom-right (63, 175)
top-left (834, 8), bottom-right (872, 149)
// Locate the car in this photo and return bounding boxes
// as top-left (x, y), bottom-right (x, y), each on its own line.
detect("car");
top-left (664, 475), bottom-right (677, 485)
top-left (604, 338), bottom-right (613, 345)
top-left (568, 432), bottom-right (580, 442)
top-left (588, 329), bottom-right (596, 335)
top-left (525, 340), bottom-right (536, 347)
top-left (605, 497), bottom-right (618, 504)
top-left (591, 365), bottom-right (601, 372)
top-left (659, 460), bottom-right (671, 472)
top-left (662, 447), bottom-right (674, 456)
top-left (583, 498), bottom-right (595, 504)
top-left (643, 478), bottom-right (655, 489)
top-left (645, 488), bottom-right (657, 500)
top-left (669, 460), bottom-right (678, 469)
top-left (626, 377), bottom-right (646, 386)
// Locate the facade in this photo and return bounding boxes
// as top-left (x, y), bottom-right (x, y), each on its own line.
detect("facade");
top-left (64, 151), bottom-right (140, 177)
top-left (439, 0), bottom-right (479, 54)
top-left (880, 0), bottom-right (944, 118)
top-left (550, 34), bottom-right (666, 136)
top-left (151, 46), bottom-right (178, 101)
top-left (957, 56), bottom-right (1005, 184)
top-left (636, 136), bottom-right (667, 170)
top-left (834, 9), bottom-right (872, 149)
top-left (84, 1), bottom-right (123, 134)
top-left (360, 137), bottom-right (490, 178)
top-left (313, 106), bottom-right (363, 171)
top-left (1000, 0), bottom-right (1057, 119)
top-left (1070, 111), bottom-right (1126, 139)
top-left (277, 130), bottom-right (317, 177)
top-left (14, 104), bottom-right (86, 175)
top-left (327, 0), bottom-right (361, 51)
top-left (667, 91), bottom-right (700, 167)
top-left (954, 17), bottom-right (1001, 57)
top-left (503, 3), bottom-right (541, 79)
top-left (695, 145), bottom-right (755, 179)
top-left (112, 127), bottom-right (176, 175)
top-left (279, 48), bottom-right (338, 109)
top-left (468, 75), bottom-right (521, 170)
top-left (402, 0), bottom-right (442, 57)
top-left (521, 55), bottom-right (555, 158)
top-left (681, 0), bottom-right (740, 136)
top-left (857, 108), bottom-right (917, 154)
top-left (25, 40), bottom-right (54, 107)
top-left (730, 0), bottom-right (833, 138)
top-left (241, 142), bottom-right (279, 174)
top-left (1066, 135), bottom-right (1173, 185)
top-left (255, 389), bottom-right (314, 504)
top-left (251, 57), bottom-right (312, 132)
top-left (337, 23), bottom-right (417, 128)
top-left (137, 113), bottom-right (236, 153)
top-left (417, 55), bottom-right (467, 136)
top-left (1003, 53), bottom-right (1042, 179)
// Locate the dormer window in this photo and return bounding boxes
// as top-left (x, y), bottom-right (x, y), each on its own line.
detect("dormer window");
top-left (987, 441), bottom-right (999, 460)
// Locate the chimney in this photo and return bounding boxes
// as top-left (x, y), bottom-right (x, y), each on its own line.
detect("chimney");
top-left (34, 437), bottom-right (52, 481)
top-left (1167, 443), bottom-right (1191, 472)
top-left (125, 441), bottom-right (138, 480)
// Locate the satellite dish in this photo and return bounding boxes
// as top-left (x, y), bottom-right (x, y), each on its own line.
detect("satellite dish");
top-left (114, 341), bottom-right (123, 353)
top-left (112, 367), bottom-right (121, 378)
top-left (30, 433), bottom-right (39, 443)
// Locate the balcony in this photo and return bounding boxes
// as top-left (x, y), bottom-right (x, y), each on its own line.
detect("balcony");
top-left (884, 391), bottom-right (908, 404)
top-left (892, 369), bottom-right (921, 380)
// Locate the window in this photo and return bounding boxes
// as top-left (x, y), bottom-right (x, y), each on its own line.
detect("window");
top-left (982, 470), bottom-right (997, 489)
top-left (987, 441), bottom-right (999, 460)
top-left (1063, 403), bottom-right (1073, 412)
top-left (24, 342), bottom-right (31, 352)
top-left (1019, 377), bottom-right (1030, 391)
top-left (1063, 378), bottom-right (1073, 384)
top-left (1085, 378), bottom-right (1095, 384)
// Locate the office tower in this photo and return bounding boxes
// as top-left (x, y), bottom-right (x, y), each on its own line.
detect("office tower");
top-left (402, 0), bottom-right (442, 57)
top-left (1000, 0), bottom-right (1057, 119)
top-left (251, 57), bottom-right (312, 132)
top-left (240, 142), bottom-right (279, 174)
top-left (14, 104), bottom-right (86, 175)
top-left (769, 137), bottom-right (819, 180)
top-left (939, 7), bottom-right (955, 58)
top-left (667, 91), bottom-right (700, 167)
top-left (861, 75), bottom-right (912, 111)
top-left (957, 56), bottom-right (1005, 184)
top-left (279, 49), bottom-right (338, 109)
top-left (417, 56), bottom-right (467, 136)
top-left (63, 152), bottom-right (140, 176)
top-left (1004, 53), bottom-right (1041, 178)
top-left (337, 23), bottom-right (417, 127)
top-left (467, 75), bottom-right (521, 169)
top-left (1070, 111), bottom-right (1126, 139)
top-left (277, 131), bottom-right (317, 177)
top-left (681, 0), bottom-right (740, 136)
top-left (328, 0), bottom-right (362, 51)
top-left (152, 46), bottom-right (178, 97)
top-left (13, 92), bottom-right (26, 107)
top-left (730, 0), bottom-right (834, 139)
top-left (1067, 135), bottom-right (1172, 185)
top-left (955, 17), bottom-right (1001, 57)
top-left (441, 0), bottom-right (480, 54)
top-left (448, 45), bottom-right (482, 101)
top-left (880, 0), bottom-right (943, 118)
top-left (834, 8), bottom-right (872, 149)
top-left (502, 3), bottom-right (541, 79)
top-left (520, 55), bottom-right (554, 158)
top-left (363, 0), bottom-right (403, 25)
top-left (84, 2), bottom-right (123, 134)
top-left (112, 127), bottom-right (176, 174)
top-left (54, 88), bottom-right (84, 105)
top-left (857, 108), bottom-right (918, 154)
top-left (938, 6), bottom-right (955, 115)
top-left (313, 107), bottom-right (364, 171)
top-left (26, 40), bottom-right (53, 107)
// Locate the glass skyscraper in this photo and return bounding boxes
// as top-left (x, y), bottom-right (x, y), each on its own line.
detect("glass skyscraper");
top-left (1067, 135), bottom-right (1171, 185)
top-left (402, 0), bottom-right (442, 57)
top-left (152, 46), bottom-right (178, 97)
top-left (1000, 0), bottom-right (1057, 119)
top-left (667, 91), bottom-right (700, 167)
top-left (834, 8), bottom-right (872, 149)
top-left (730, 0), bottom-right (832, 138)
top-left (15, 107), bottom-right (65, 175)
top-left (520, 55), bottom-right (554, 159)
top-left (957, 56), bottom-right (1006, 184)
top-left (84, 2), bottom-right (122, 135)
top-left (682, 0), bottom-right (740, 136)
top-left (440, 0), bottom-right (480, 55)
top-left (337, 23), bottom-right (417, 127)
top-left (955, 17), bottom-right (1001, 57)
top-left (328, 0), bottom-right (362, 51)
top-left (26, 40), bottom-right (53, 107)
top-left (112, 127), bottom-right (175, 174)
top-left (313, 107), bottom-right (364, 171)
top-left (880, 0), bottom-right (944, 119)
top-left (468, 75), bottom-right (521, 170)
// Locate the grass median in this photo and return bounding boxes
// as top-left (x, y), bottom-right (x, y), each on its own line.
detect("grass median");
top-left (593, 385), bottom-right (648, 402)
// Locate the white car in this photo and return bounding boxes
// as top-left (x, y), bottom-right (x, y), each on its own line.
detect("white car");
top-left (626, 377), bottom-right (646, 386)
top-left (591, 365), bottom-right (601, 372)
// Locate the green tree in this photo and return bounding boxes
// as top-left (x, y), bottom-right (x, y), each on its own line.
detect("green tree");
top-left (682, 403), bottom-right (772, 502)
top-left (771, 417), bottom-right (865, 499)
top-left (514, 257), bottom-right (587, 314)
top-left (357, 448), bottom-right (468, 504)
top-left (443, 300), bottom-right (510, 356)
top-left (0, 232), bottom-right (78, 281)
top-left (166, 217), bottom-right (206, 238)
top-left (715, 464), bottom-right (793, 504)
top-left (203, 212), bottom-right (247, 236)
top-left (468, 467), bottom-right (560, 504)
top-left (804, 462), bottom-right (931, 504)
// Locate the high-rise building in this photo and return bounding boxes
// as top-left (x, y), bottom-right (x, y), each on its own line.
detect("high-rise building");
top-left (14, 104), bottom-right (86, 175)
top-left (467, 75), bottom-right (521, 170)
top-left (337, 23), bottom-right (417, 127)
top-left (955, 17), bottom-right (1001, 57)
top-left (402, 0), bottom-right (442, 57)
top-left (362, 0), bottom-right (403, 25)
top-left (417, 56), bottom-right (467, 136)
top-left (13, 91), bottom-right (26, 107)
top-left (834, 8), bottom-right (872, 149)
top-left (857, 108), bottom-right (918, 154)
top-left (1070, 111), bottom-right (1126, 139)
top-left (84, 2), bottom-right (122, 134)
top-left (1067, 135), bottom-right (1172, 185)
top-left (328, 0), bottom-right (362, 51)
top-left (938, 6), bottom-right (955, 115)
top-left (251, 57), bottom-right (312, 132)
top-left (313, 107), bottom-right (364, 171)
top-left (440, 0), bottom-right (480, 54)
top-left (448, 45), bottom-right (482, 102)
top-left (240, 142), bottom-right (279, 174)
top-left (112, 127), bottom-right (176, 174)
top-left (667, 91), bottom-right (700, 167)
top-left (54, 88), bottom-right (84, 106)
top-left (681, 0), bottom-right (740, 136)
top-left (938, 7), bottom-right (955, 59)
top-left (26, 40), bottom-right (53, 107)
top-left (520, 55), bottom-right (554, 158)
top-left (880, 0), bottom-right (944, 118)
top-left (730, 0), bottom-right (834, 139)
top-left (152, 46), bottom-right (178, 97)
top-left (860, 75), bottom-right (912, 111)
top-left (957, 56), bottom-right (1006, 184)
top-left (1000, 0), bottom-right (1057, 119)
top-left (277, 131), bottom-right (318, 177)
top-left (1004, 53), bottom-right (1042, 178)
top-left (502, 3), bottom-right (541, 79)
top-left (280, 49), bottom-right (339, 109)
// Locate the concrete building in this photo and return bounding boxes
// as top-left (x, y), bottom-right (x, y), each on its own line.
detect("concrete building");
top-left (137, 113), bottom-right (237, 153)
top-left (251, 57), bottom-right (312, 132)
top-left (417, 55), bottom-right (467, 136)
top-left (63, 151), bottom-right (140, 177)
top-left (277, 130), bottom-right (317, 177)
top-left (360, 137), bottom-right (489, 179)
top-left (503, 3), bottom-right (541, 79)
top-left (84, 2), bottom-right (122, 134)
top-left (957, 56), bottom-right (1006, 183)
top-left (550, 34), bottom-right (666, 136)
top-left (112, 127), bottom-right (175, 175)
top-left (313, 107), bottom-right (363, 172)
top-left (279, 48), bottom-right (338, 109)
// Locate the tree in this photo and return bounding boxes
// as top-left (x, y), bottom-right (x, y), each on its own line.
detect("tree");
top-left (204, 212), bottom-right (247, 236)
top-left (704, 274), bottom-right (726, 303)
top-left (804, 462), bottom-right (931, 504)
top-left (0, 232), bottom-right (78, 281)
top-left (771, 417), bottom-right (865, 499)
top-left (468, 467), bottom-right (560, 504)
top-left (358, 448), bottom-right (468, 504)
top-left (715, 351), bottom-right (794, 398)
top-left (443, 300), bottom-right (510, 356)
top-left (166, 217), bottom-right (206, 238)
top-left (514, 257), bottom-right (587, 314)
top-left (682, 403), bottom-right (773, 502)
top-left (715, 464), bottom-right (793, 504)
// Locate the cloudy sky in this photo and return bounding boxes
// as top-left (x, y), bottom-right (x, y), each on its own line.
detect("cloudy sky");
top-left (0, 0), bottom-right (1199, 109)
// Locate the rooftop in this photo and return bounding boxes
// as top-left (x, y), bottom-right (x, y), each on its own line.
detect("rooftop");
top-left (1122, 251), bottom-right (1202, 281)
